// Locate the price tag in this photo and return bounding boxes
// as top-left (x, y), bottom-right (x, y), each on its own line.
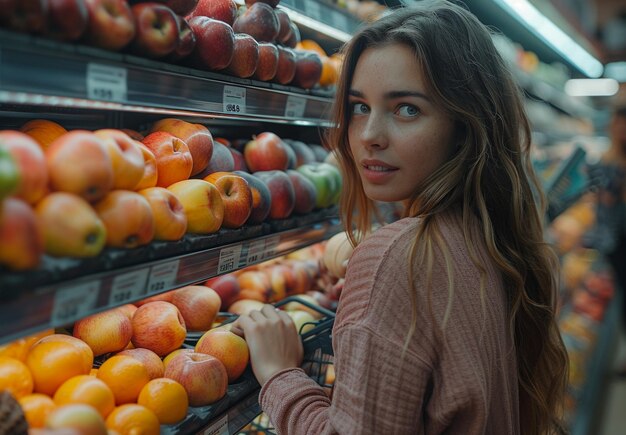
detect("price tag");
top-left (146, 260), bottom-right (180, 294)
top-left (109, 269), bottom-right (149, 306)
top-left (285, 95), bottom-right (307, 118)
top-left (223, 85), bottom-right (246, 115)
top-left (332, 12), bottom-right (349, 30)
top-left (51, 281), bottom-right (100, 326)
top-left (202, 414), bottom-right (228, 435)
top-left (86, 63), bottom-right (127, 102)
top-left (246, 239), bottom-right (266, 266)
top-left (217, 245), bottom-right (242, 274)
top-left (263, 235), bottom-right (281, 260)
top-left (305, 1), bottom-right (322, 21)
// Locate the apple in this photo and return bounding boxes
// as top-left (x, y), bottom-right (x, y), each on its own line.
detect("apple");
top-left (274, 8), bottom-right (292, 44)
top-left (130, 3), bottom-right (179, 58)
top-left (245, 0), bottom-right (279, 7)
top-left (284, 142), bottom-right (297, 169)
top-left (229, 147), bottom-right (247, 171)
top-left (266, 264), bottom-right (292, 302)
top-left (296, 162), bottom-right (341, 208)
top-left (310, 144), bottom-right (329, 162)
top-left (225, 33), bottom-right (259, 78)
top-left (286, 310), bottom-right (316, 334)
top-left (168, 15), bottom-right (196, 61)
top-left (233, 2), bottom-right (278, 43)
top-left (94, 190), bottom-right (155, 248)
top-left (20, 119), bottom-right (68, 150)
top-left (284, 20), bottom-right (300, 48)
top-left (83, 0), bottom-right (136, 51)
top-left (45, 0), bottom-right (88, 41)
top-left (163, 348), bottom-right (194, 368)
top-left (167, 179), bottom-right (224, 234)
top-left (170, 285), bottom-right (221, 331)
top-left (189, 16), bottom-right (235, 71)
top-left (121, 129), bottom-right (144, 141)
top-left (164, 351), bottom-right (227, 406)
top-left (292, 50), bottom-right (322, 89)
top-left (194, 141), bottom-right (235, 178)
top-left (0, 0), bottom-right (48, 33)
top-left (227, 299), bottom-right (264, 315)
top-left (36, 192), bottom-right (106, 258)
top-left (135, 144), bottom-right (159, 190)
top-left (203, 172), bottom-right (252, 229)
top-left (135, 291), bottom-right (174, 306)
top-left (73, 309), bottom-right (132, 356)
top-left (232, 171), bottom-right (271, 224)
top-left (0, 131), bottom-right (48, 204)
top-left (138, 187), bottom-right (187, 241)
top-left (274, 45), bottom-right (296, 85)
top-left (205, 275), bottom-right (240, 310)
top-left (45, 404), bottom-right (107, 435)
top-left (0, 148), bottom-right (19, 201)
top-left (142, 131), bottom-right (193, 187)
top-left (116, 304), bottom-right (138, 320)
top-left (322, 231), bottom-right (353, 279)
top-left (195, 330), bottom-right (249, 383)
top-left (253, 170), bottom-right (295, 219)
top-left (0, 198), bottom-right (44, 271)
top-left (252, 42), bottom-right (278, 81)
top-left (283, 294), bottom-right (323, 320)
top-left (95, 129), bottom-right (145, 190)
top-left (286, 170), bottom-right (317, 214)
top-left (187, 0), bottom-right (237, 26)
top-left (287, 260), bottom-right (314, 295)
top-left (117, 348), bottom-right (164, 380)
top-left (243, 132), bottom-right (289, 172)
top-left (46, 131), bottom-right (114, 203)
top-left (130, 0), bottom-right (199, 16)
top-left (149, 119), bottom-right (214, 176)
top-left (237, 270), bottom-right (271, 301)
top-left (284, 140), bottom-right (316, 167)
top-left (132, 301), bottom-right (186, 356)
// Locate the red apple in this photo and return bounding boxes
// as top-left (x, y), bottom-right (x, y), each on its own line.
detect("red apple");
top-left (132, 301), bottom-right (187, 357)
top-left (286, 170), bottom-right (317, 215)
top-left (189, 16), bottom-right (235, 71)
top-left (232, 171), bottom-right (271, 224)
top-left (94, 190), bottom-right (155, 249)
top-left (194, 141), bottom-right (235, 178)
top-left (0, 0), bottom-right (48, 33)
top-left (225, 33), bottom-right (259, 78)
top-left (142, 132), bottom-right (193, 187)
top-left (227, 299), bottom-right (264, 315)
top-left (292, 50), bottom-right (323, 89)
top-left (135, 0), bottom-right (198, 16)
top-left (187, 0), bottom-right (237, 26)
top-left (284, 139), bottom-right (316, 167)
top-left (84, 0), bottom-right (136, 51)
top-left (168, 15), bottom-right (196, 61)
top-left (170, 285), bottom-right (221, 331)
top-left (252, 42), bottom-right (278, 81)
top-left (95, 129), bottom-right (145, 190)
top-left (229, 147), bottom-right (248, 171)
top-left (284, 20), bottom-right (300, 48)
top-left (274, 45), bottom-right (296, 85)
top-left (45, 0), bottom-right (88, 40)
top-left (0, 131), bottom-right (48, 204)
top-left (73, 309), bottom-right (133, 356)
top-left (233, 2), bottom-right (278, 43)
top-left (0, 197), bottom-right (44, 271)
top-left (167, 179), bottom-right (224, 234)
top-left (149, 119), bottom-right (214, 176)
top-left (130, 3), bottom-right (179, 58)
top-left (195, 330), bottom-right (249, 383)
top-left (245, 0), bottom-right (279, 7)
top-left (135, 144), bottom-right (159, 190)
top-left (205, 275), bottom-right (240, 310)
top-left (274, 8), bottom-right (292, 44)
top-left (138, 187), bottom-right (187, 241)
top-left (117, 348), bottom-right (165, 380)
top-left (164, 351), bottom-right (227, 406)
top-left (135, 291), bottom-right (174, 307)
top-left (254, 170), bottom-right (295, 219)
top-left (243, 132), bottom-right (289, 172)
top-left (203, 172), bottom-right (253, 229)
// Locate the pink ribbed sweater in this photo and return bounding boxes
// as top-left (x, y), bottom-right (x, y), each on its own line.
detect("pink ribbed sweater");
top-left (260, 212), bottom-right (519, 434)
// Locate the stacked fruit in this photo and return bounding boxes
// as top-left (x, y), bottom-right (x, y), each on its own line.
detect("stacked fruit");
top-left (0, 118), bottom-right (341, 271)
top-left (0, 0), bottom-right (336, 89)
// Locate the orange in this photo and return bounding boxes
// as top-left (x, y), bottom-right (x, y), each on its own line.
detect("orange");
top-left (54, 375), bottom-right (115, 418)
top-left (105, 404), bottom-right (160, 435)
top-left (137, 378), bottom-right (188, 425)
top-left (97, 356), bottom-right (150, 405)
top-left (26, 340), bottom-right (91, 396)
top-left (319, 56), bottom-right (338, 87)
top-left (296, 40), bottom-right (327, 57)
top-left (90, 368), bottom-right (99, 377)
top-left (35, 334), bottom-right (94, 372)
top-left (0, 356), bottom-right (34, 399)
top-left (20, 119), bottom-right (67, 150)
top-left (18, 393), bottom-right (56, 428)
top-left (0, 329), bottom-right (53, 362)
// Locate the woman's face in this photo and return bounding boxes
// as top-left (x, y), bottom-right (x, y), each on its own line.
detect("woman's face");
top-left (347, 43), bottom-right (457, 203)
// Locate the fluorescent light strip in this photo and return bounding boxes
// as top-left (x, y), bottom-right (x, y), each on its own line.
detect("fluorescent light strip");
top-left (564, 78), bottom-right (619, 96)
top-left (278, 6), bottom-right (352, 43)
top-left (495, 0), bottom-right (603, 78)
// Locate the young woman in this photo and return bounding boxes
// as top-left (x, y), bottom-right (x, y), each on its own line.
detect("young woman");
top-left (237, 1), bottom-right (569, 433)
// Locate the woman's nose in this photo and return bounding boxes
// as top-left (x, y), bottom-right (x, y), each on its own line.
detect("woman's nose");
top-left (359, 111), bottom-right (389, 150)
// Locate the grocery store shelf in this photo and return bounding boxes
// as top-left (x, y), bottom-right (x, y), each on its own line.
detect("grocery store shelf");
top-left (279, 0), bottom-right (357, 43)
top-left (0, 213), bottom-right (342, 345)
top-left (0, 29), bottom-right (334, 127)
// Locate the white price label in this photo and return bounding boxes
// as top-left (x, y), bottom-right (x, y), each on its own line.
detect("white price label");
top-left (285, 95), bottom-right (307, 118)
top-left (87, 63), bottom-right (127, 102)
top-left (263, 235), bottom-right (281, 260)
top-left (217, 245), bottom-right (242, 274)
top-left (51, 281), bottom-right (100, 326)
top-left (246, 239), bottom-right (266, 266)
top-left (332, 12), bottom-right (349, 30)
top-left (223, 85), bottom-right (246, 114)
top-left (305, 1), bottom-right (322, 21)
top-left (202, 414), bottom-right (229, 435)
top-left (146, 260), bottom-right (180, 294)
top-left (109, 269), bottom-right (149, 306)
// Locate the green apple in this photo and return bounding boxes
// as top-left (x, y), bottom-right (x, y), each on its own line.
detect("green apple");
top-left (296, 162), bottom-right (342, 208)
top-left (0, 147), bottom-right (20, 200)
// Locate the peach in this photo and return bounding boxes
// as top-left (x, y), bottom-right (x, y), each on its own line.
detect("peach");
top-left (138, 187), bottom-right (187, 241)
top-left (195, 330), bottom-right (249, 383)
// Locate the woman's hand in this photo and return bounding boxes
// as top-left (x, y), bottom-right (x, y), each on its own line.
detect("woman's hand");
top-left (234, 305), bottom-right (304, 386)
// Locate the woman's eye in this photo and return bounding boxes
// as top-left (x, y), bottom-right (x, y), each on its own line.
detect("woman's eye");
top-left (397, 104), bottom-right (419, 117)
top-left (352, 103), bottom-right (370, 115)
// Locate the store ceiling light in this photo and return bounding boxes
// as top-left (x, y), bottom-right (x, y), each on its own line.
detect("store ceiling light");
top-left (564, 78), bottom-right (619, 96)
top-left (494, 0), bottom-right (603, 78)
top-left (604, 62), bottom-right (626, 82)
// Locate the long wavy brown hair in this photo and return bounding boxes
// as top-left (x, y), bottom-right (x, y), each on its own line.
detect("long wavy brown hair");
top-left (326, 1), bottom-right (568, 433)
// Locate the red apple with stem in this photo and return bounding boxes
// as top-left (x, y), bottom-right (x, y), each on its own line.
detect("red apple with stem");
top-left (83, 0), bottom-right (136, 51)
top-left (187, 0), bottom-right (237, 26)
top-left (45, 0), bottom-right (88, 41)
top-left (130, 2), bottom-right (180, 58)
top-left (131, 301), bottom-right (187, 357)
top-left (274, 46), bottom-right (296, 85)
top-left (233, 2), bottom-right (279, 43)
top-left (232, 171), bottom-right (272, 225)
top-left (243, 132), bottom-right (289, 172)
top-left (225, 33), bottom-right (259, 79)
top-left (164, 351), bottom-right (227, 406)
top-left (189, 16), bottom-right (235, 71)
top-left (168, 15), bottom-right (196, 61)
top-left (0, 0), bottom-right (48, 34)
top-left (203, 172), bottom-right (253, 229)
top-left (252, 42), bottom-right (278, 82)
top-left (254, 170), bottom-right (295, 219)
